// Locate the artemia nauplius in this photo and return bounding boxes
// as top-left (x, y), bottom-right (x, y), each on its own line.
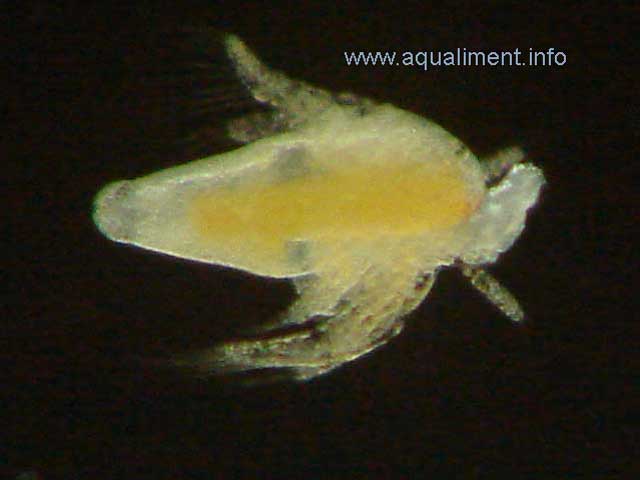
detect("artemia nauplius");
top-left (94, 34), bottom-right (545, 381)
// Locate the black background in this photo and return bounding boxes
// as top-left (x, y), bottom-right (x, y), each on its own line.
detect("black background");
top-left (5, 1), bottom-right (637, 478)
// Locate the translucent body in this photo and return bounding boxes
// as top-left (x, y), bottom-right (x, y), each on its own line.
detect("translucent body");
top-left (93, 35), bottom-right (545, 381)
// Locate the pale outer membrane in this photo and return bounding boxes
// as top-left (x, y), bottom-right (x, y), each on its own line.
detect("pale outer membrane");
top-left (93, 34), bottom-right (545, 381)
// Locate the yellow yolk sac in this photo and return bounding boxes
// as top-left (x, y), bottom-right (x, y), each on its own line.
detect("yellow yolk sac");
top-left (93, 34), bottom-right (545, 381)
top-left (188, 160), bottom-right (483, 263)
